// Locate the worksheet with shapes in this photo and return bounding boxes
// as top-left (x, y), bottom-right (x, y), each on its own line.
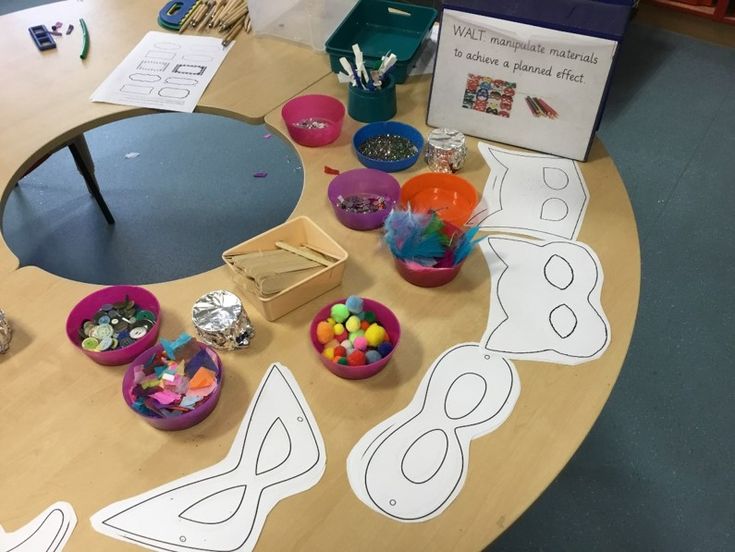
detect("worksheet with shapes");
top-left (91, 32), bottom-right (232, 113)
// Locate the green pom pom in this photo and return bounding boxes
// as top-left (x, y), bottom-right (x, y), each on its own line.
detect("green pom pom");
top-left (364, 311), bottom-right (376, 323)
top-left (330, 303), bottom-right (350, 323)
top-left (337, 357), bottom-right (349, 365)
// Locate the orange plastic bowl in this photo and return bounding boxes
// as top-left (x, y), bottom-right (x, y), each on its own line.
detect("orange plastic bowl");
top-left (400, 173), bottom-right (479, 227)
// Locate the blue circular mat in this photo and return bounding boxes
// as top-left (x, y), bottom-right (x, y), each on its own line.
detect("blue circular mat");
top-left (2, 113), bottom-right (304, 284)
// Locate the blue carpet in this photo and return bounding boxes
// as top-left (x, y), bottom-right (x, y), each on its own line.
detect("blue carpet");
top-left (486, 21), bottom-right (735, 552)
top-left (2, 113), bottom-right (303, 284)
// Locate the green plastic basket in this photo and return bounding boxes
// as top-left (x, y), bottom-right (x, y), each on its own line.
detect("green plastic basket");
top-left (325, 0), bottom-right (437, 84)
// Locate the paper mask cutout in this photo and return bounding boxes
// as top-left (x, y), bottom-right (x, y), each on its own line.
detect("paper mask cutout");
top-left (0, 502), bottom-right (77, 551)
top-left (467, 143), bottom-right (589, 240)
top-left (347, 343), bottom-right (519, 522)
top-left (91, 363), bottom-right (325, 552)
top-left (481, 236), bottom-right (610, 364)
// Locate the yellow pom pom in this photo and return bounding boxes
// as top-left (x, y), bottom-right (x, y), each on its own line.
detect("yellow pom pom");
top-left (326, 317), bottom-right (336, 326)
top-left (322, 347), bottom-right (335, 360)
top-left (333, 323), bottom-right (345, 336)
top-left (365, 323), bottom-right (386, 347)
top-left (345, 315), bottom-right (361, 333)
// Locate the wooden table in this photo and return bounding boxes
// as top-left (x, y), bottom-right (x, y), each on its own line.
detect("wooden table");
top-left (0, 0), bottom-right (331, 275)
top-left (0, 3), bottom-right (641, 551)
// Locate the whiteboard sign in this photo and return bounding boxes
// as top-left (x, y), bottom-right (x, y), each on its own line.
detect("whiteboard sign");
top-left (428, 9), bottom-right (618, 160)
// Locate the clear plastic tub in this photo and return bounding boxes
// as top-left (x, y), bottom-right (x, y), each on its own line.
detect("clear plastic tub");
top-left (249, 0), bottom-right (358, 51)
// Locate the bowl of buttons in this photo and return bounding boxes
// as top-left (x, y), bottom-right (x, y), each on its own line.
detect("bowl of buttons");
top-left (309, 295), bottom-right (400, 380)
top-left (122, 334), bottom-right (223, 431)
top-left (65, 285), bottom-right (161, 366)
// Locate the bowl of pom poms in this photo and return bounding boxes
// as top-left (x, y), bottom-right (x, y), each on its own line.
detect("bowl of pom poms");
top-left (384, 207), bottom-right (482, 287)
top-left (65, 285), bottom-right (161, 366)
top-left (327, 168), bottom-right (401, 231)
top-left (309, 295), bottom-right (400, 379)
top-left (122, 333), bottom-right (223, 430)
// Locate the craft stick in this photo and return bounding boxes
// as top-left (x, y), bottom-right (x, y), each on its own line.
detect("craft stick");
top-left (221, 18), bottom-right (244, 46)
top-left (300, 243), bottom-right (341, 261)
top-left (245, 13), bottom-right (251, 33)
top-left (178, 0), bottom-right (201, 33)
top-left (275, 241), bottom-right (333, 267)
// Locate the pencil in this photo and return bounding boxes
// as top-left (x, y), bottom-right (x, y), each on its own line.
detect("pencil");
top-left (216, 0), bottom-right (241, 27)
top-left (222, 17), bottom-right (244, 46)
top-left (200, 1), bottom-right (217, 28)
top-left (535, 97), bottom-right (558, 118)
top-left (178, 0), bottom-right (201, 33)
top-left (189, 1), bottom-right (208, 27)
top-left (221, 4), bottom-right (247, 29)
top-left (208, 0), bottom-right (227, 27)
top-left (529, 96), bottom-right (546, 117)
top-left (525, 96), bottom-right (540, 117)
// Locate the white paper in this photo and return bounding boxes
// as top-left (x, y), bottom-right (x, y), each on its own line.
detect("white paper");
top-left (0, 502), bottom-right (77, 551)
top-left (91, 32), bottom-right (232, 113)
top-left (428, 10), bottom-right (617, 160)
top-left (347, 343), bottom-right (519, 522)
top-left (467, 143), bottom-right (589, 240)
top-left (481, 236), bottom-right (610, 364)
top-left (91, 363), bottom-right (326, 552)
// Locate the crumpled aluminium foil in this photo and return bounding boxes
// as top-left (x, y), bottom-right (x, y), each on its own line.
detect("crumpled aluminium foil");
top-left (424, 128), bottom-right (467, 173)
top-left (192, 290), bottom-right (255, 351)
top-left (0, 309), bottom-right (11, 354)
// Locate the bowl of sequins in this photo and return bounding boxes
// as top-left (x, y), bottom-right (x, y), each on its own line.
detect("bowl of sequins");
top-left (327, 168), bottom-right (400, 230)
top-left (65, 285), bottom-right (161, 366)
top-left (122, 333), bottom-right (223, 430)
top-left (352, 121), bottom-right (424, 172)
top-left (309, 295), bottom-right (400, 380)
top-left (281, 94), bottom-right (345, 147)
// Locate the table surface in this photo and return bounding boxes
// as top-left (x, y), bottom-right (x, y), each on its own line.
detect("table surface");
top-left (0, 2), bottom-right (641, 551)
top-left (0, 0), bottom-right (330, 275)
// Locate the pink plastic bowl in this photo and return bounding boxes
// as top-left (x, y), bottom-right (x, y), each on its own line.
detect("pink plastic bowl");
top-left (65, 285), bottom-right (161, 366)
top-left (309, 297), bottom-right (401, 380)
top-left (281, 94), bottom-right (345, 147)
top-left (122, 341), bottom-right (223, 431)
top-left (327, 168), bottom-right (400, 230)
top-left (394, 258), bottom-right (465, 287)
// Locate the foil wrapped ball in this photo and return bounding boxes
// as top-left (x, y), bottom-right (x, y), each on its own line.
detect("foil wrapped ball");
top-left (0, 309), bottom-right (11, 354)
top-left (191, 290), bottom-right (255, 351)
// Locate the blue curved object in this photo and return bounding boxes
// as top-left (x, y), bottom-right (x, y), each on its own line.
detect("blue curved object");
top-left (158, 0), bottom-right (198, 30)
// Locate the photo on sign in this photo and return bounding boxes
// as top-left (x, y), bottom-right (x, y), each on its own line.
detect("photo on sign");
top-left (461, 74), bottom-right (515, 118)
